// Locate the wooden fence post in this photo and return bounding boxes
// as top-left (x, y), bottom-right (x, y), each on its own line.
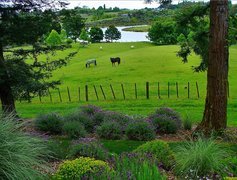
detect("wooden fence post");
top-left (94, 85), bottom-right (99, 100)
top-left (85, 85), bottom-right (88, 101)
top-left (110, 84), bottom-right (116, 100)
top-left (100, 85), bottom-right (106, 100)
top-left (78, 87), bottom-right (81, 101)
top-left (196, 82), bottom-right (200, 99)
top-left (188, 82), bottom-right (190, 99)
top-left (121, 84), bottom-right (125, 100)
top-left (176, 82), bottom-right (179, 98)
top-left (67, 86), bottom-right (71, 102)
top-left (135, 83), bottom-right (137, 99)
top-left (146, 82), bottom-right (149, 99)
top-left (158, 82), bottom-right (160, 99)
top-left (39, 91), bottom-right (42, 103)
top-left (58, 88), bottom-right (62, 102)
top-left (48, 89), bottom-right (52, 102)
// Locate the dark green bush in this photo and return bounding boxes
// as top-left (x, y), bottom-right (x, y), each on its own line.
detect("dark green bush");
top-left (175, 138), bottom-right (229, 179)
top-left (68, 142), bottom-right (110, 161)
top-left (125, 120), bottom-right (155, 141)
top-left (35, 112), bottom-right (63, 134)
top-left (148, 107), bottom-right (182, 134)
top-left (134, 140), bottom-right (174, 169)
top-left (0, 115), bottom-right (49, 179)
top-left (96, 121), bottom-right (123, 140)
top-left (62, 121), bottom-right (86, 139)
top-left (64, 111), bottom-right (94, 133)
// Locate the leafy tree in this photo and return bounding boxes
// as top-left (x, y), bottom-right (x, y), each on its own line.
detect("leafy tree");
top-left (104, 25), bottom-right (121, 42)
top-left (89, 27), bottom-right (104, 43)
top-left (0, 0), bottom-right (77, 115)
top-left (79, 29), bottom-right (90, 42)
top-left (46, 29), bottom-right (62, 46)
top-left (61, 9), bottom-right (85, 42)
top-left (60, 29), bottom-right (68, 43)
top-left (148, 20), bottom-right (177, 45)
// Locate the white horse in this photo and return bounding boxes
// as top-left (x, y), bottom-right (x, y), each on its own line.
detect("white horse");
top-left (86, 59), bottom-right (97, 68)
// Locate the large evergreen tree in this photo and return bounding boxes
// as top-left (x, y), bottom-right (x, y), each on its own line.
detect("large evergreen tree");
top-left (0, 0), bottom-right (77, 115)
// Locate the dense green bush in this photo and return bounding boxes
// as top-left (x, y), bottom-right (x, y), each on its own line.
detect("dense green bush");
top-left (68, 142), bottom-right (110, 161)
top-left (175, 138), bottom-right (229, 179)
top-left (134, 140), bottom-right (174, 169)
top-left (53, 157), bottom-right (111, 179)
top-left (0, 115), bottom-right (49, 179)
top-left (125, 120), bottom-right (156, 141)
top-left (64, 111), bottom-right (94, 133)
top-left (62, 121), bottom-right (86, 139)
top-left (148, 107), bottom-right (182, 134)
top-left (35, 112), bottom-right (63, 134)
top-left (96, 121), bottom-right (123, 140)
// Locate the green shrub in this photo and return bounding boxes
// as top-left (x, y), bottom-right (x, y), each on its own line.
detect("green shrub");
top-left (64, 111), bottom-right (94, 133)
top-left (68, 142), bottom-right (110, 161)
top-left (80, 104), bottom-right (102, 116)
top-left (183, 116), bottom-right (192, 130)
top-left (125, 120), bottom-right (155, 141)
top-left (53, 157), bottom-right (111, 179)
top-left (62, 121), bottom-right (86, 139)
top-left (226, 156), bottom-right (237, 177)
top-left (35, 112), bottom-right (63, 134)
top-left (0, 115), bottom-right (49, 179)
top-left (134, 140), bottom-right (174, 169)
top-left (96, 121), bottom-right (123, 140)
top-left (175, 137), bottom-right (229, 179)
top-left (148, 107), bottom-right (182, 134)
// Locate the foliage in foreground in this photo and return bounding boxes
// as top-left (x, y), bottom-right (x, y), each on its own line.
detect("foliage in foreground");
top-left (52, 157), bottom-right (111, 179)
top-left (134, 140), bottom-right (175, 169)
top-left (0, 115), bottom-right (49, 179)
top-left (175, 137), bottom-right (230, 179)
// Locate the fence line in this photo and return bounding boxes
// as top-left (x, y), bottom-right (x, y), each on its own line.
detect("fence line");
top-left (17, 81), bottom-right (233, 103)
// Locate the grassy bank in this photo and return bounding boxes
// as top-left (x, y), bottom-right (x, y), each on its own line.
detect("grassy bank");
top-left (16, 42), bottom-right (237, 126)
top-left (122, 25), bottom-right (151, 32)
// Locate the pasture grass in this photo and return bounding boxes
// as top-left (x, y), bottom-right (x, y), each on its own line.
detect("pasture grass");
top-left (16, 42), bottom-right (237, 126)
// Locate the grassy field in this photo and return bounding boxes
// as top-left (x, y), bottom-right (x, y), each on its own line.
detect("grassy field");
top-left (122, 25), bottom-right (151, 32)
top-left (17, 42), bottom-right (237, 126)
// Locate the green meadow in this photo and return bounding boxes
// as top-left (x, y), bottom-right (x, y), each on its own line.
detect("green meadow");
top-left (17, 42), bottom-right (237, 126)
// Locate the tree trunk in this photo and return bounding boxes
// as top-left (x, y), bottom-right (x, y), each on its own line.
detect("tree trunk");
top-left (0, 44), bottom-right (17, 115)
top-left (196, 0), bottom-right (229, 133)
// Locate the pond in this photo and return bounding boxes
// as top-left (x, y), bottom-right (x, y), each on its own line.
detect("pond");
top-left (101, 26), bottom-right (150, 42)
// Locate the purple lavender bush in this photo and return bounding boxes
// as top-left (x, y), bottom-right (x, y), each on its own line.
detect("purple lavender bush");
top-left (96, 121), bottom-right (123, 140)
top-left (147, 107), bottom-right (182, 134)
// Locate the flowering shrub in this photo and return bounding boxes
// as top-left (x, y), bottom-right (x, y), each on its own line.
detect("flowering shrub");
top-left (68, 142), bottom-right (110, 161)
top-left (134, 140), bottom-right (175, 169)
top-left (125, 120), bottom-right (156, 141)
top-left (53, 157), bottom-right (111, 179)
top-left (148, 107), bottom-right (182, 134)
top-left (35, 112), bottom-right (63, 134)
top-left (96, 121), bottom-right (123, 140)
top-left (62, 121), bottom-right (86, 139)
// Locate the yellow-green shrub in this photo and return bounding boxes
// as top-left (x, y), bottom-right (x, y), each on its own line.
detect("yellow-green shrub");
top-left (53, 157), bottom-right (111, 179)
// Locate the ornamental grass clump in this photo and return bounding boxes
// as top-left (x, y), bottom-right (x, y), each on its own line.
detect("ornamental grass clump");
top-left (109, 153), bottom-right (166, 180)
top-left (148, 107), bottom-right (182, 134)
top-left (35, 112), bottom-right (63, 134)
top-left (0, 115), bottom-right (49, 179)
top-left (134, 140), bottom-right (175, 169)
top-left (53, 157), bottom-right (111, 179)
top-left (175, 137), bottom-right (230, 179)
